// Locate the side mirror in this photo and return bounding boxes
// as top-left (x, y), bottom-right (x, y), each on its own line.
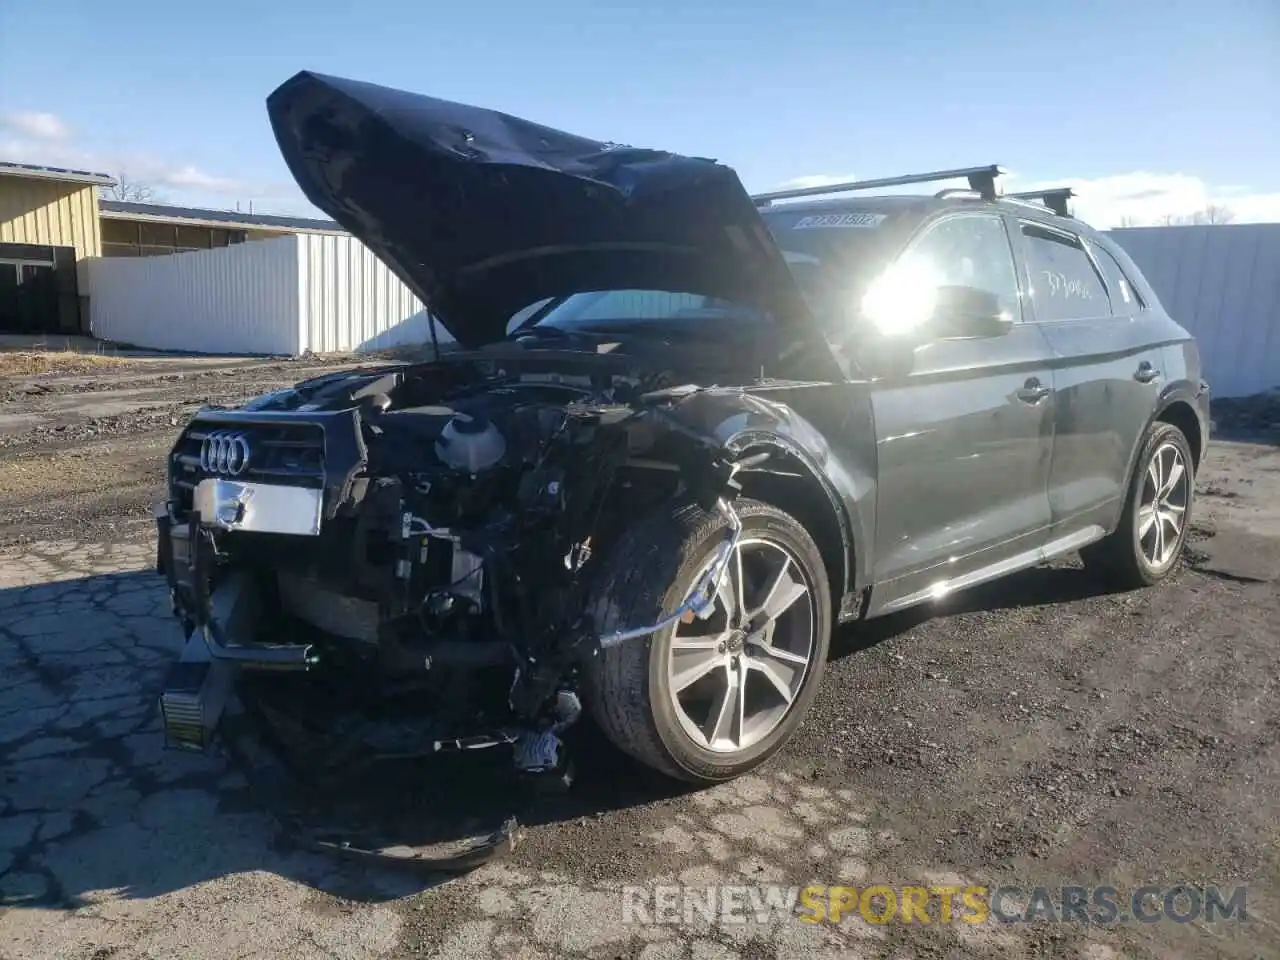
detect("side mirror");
top-left (930, 285), bottom-right (1014, 340)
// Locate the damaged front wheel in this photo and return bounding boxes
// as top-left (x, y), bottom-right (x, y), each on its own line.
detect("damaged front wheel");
top-left (585, 499), bottom-right (831, 783)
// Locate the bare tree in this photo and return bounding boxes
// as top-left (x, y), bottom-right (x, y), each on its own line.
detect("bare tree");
top-left (102, 172), bottom-right (159, 203)
top-left (1122, 205), bottom-right (1237, 228)
top-left (1199, 204), bottom-right (1236, 224)
top-left (1169, 204), bottom-right (1237, 226)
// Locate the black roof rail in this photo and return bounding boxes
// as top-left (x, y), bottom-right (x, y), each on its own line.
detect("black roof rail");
top-left (1003, 187), bottom-right (1075, 217)
top-left (752, 164), bottom-right (1005, 206)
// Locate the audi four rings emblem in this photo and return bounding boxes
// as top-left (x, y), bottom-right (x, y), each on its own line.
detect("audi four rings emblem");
top-left (200, 431), bottom-right (252, 476)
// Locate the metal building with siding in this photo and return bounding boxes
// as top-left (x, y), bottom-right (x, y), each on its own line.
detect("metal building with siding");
top-left (0, 162), bottom-right (113, 334)
top-left (1111, 224), bottom-right (1280, 398)
top-left (98, 201), bottom-right (344, 257)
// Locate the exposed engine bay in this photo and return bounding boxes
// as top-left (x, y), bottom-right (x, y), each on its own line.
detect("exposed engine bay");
top-left (149, 65), bottom-right (843, 869)
top-left (155, 351), bottom-right (747, 801)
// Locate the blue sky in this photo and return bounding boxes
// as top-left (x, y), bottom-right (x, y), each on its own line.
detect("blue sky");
top-left (2, 0), bottom-right (1277, 226)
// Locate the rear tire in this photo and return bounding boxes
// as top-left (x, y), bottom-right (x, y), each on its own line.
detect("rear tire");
top-left (583, 498), bottom-right (831, 783)
top-left (1081, 421), bottom-right (1195, 588)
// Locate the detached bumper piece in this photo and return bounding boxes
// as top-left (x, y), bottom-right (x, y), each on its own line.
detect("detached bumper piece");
top-left (302, 817), bottom-right (519, 872)
top-left (218, 698), bottom-right (521, 873)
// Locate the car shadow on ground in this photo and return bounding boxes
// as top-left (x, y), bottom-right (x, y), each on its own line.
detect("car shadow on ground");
top-left (0, 559), bottom-right (1121, 908)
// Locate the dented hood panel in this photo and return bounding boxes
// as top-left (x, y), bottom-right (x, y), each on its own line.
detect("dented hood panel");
top-left (266, 71), bottom-right (818, 351)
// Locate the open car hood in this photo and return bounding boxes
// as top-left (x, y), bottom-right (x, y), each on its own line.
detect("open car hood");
top-left (266, 71), bottom-right (821, 352)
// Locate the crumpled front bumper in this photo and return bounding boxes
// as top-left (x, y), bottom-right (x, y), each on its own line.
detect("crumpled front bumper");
top-left (154, 501), bottom-right (315, 754)
top-left (153, 502), bottom-right (522, 872)
top-left (155, 503), bottom-right (314, 668)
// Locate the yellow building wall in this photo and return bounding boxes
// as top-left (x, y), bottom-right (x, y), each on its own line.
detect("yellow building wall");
top-left (0, 176), bottom-right (103, 259)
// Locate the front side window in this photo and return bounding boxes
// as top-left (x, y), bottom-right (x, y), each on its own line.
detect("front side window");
top-left (860, 213), bottom-right (1022, 335)
top-left (1020, 223), bottom-right (1110, 322)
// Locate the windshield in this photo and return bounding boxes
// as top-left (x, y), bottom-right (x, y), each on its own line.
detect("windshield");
top-left (759, 206), bottom-right (908, 328)
top-left (505, 205), bottom-right (913, 338)
top-left (514, 289), bottom-right (771, 335)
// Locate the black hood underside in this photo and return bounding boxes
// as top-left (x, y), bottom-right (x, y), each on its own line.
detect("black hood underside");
top-left (266, 71), bottom-right (817, 352)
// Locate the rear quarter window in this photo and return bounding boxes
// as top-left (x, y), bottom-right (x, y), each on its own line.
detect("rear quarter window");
top-left (1089, 242), bottom-right (1146, 311)
top-left (1019, 222), bottom-right (1111, 322)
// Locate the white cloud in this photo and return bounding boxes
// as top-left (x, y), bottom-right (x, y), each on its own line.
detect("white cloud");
top-left (0, 111), bottom-right (72, 141)
top-left (1004, 172), bottom-right (1280, 228)
top-left (0, 108), bottom-right (303, 213)
top-left (0, 135), bottom-right (101, 174)
top-left (0, 115), bottom-right (302, 209)
top-left (151, 164), bottom-right (264, 196)
top-left (763, 169), bottom-right (1280, 227)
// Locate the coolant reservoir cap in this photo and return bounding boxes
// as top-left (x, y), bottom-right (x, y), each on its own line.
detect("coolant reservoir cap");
top-left (451, 412), bottom-right (489, 434)
top-left (436, 412), bottom-right (506, 471)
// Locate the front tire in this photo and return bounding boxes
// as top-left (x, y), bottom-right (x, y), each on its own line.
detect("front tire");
top-left (1081, 421), bottom-right (1195, 588)
top-left (584, 499), bottom-right (831, 783)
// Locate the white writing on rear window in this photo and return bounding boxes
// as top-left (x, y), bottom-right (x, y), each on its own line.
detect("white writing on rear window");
top-left (1040, 269), bottom-right (1097, 300)
top-left (792, 213), bottom-right (887, 229)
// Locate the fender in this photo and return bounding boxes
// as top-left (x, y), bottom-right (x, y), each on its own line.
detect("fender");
top-left (659, 385), bottom-right (876, 620)
top-left (723, 427), bottom-right (865, 620)
top-left (1116, 374), bottom-right (1209, 524)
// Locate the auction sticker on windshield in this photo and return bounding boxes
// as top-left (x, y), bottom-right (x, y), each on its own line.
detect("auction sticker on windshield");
top-left (792, 212), bottom-right (887, 229)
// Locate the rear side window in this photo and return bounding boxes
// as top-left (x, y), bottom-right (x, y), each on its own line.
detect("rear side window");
top-left (1019, 223), bottom-right (1110, 322)
top-left (1090, 243), bottom-right (1146, 311)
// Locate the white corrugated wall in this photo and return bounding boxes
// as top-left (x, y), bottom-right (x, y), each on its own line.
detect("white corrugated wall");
top-left (87, 233), bottom-right (448, 356)
top-left (88, 236), bottom-right (302, 354)
top-left (1110, 224), bottom-right (1280, 398)
top-left (296, 233), bottom-right (446, 354)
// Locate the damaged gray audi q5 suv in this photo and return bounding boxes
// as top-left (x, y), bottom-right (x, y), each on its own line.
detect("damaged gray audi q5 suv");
top-left (155, 71), bottom-right (1210, 793)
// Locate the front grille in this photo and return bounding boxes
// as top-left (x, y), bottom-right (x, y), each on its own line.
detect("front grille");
top-left (171, 419), bottom-right (326, 508)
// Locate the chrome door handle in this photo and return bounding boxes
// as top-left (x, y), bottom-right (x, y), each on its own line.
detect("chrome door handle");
top-left (1134, 362), bottom-right (1161, 384)
top-left (1016, 380), bottom-right (1051, 404)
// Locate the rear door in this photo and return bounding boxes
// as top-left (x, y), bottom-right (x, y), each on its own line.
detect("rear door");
top-left (1011, 218), bottom-right (1165, 536)
top-left (867, 211), bottom-right (1056, 615)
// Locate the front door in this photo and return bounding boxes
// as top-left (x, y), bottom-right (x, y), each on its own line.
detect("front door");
top-left (865, 211), bottom-right (1056, 615)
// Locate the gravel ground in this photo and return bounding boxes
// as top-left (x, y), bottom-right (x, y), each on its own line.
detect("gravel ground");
top-left (1, 362), bottom-right (1277, 960)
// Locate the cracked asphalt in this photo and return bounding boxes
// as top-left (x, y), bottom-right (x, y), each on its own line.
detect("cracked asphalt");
top-left (0, 362), bottom-right (1278, 960)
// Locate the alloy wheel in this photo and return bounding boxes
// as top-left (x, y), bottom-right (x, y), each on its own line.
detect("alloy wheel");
top-left (665, 536), bottom-right (817, 753)
top-left (1138, 441), bottom-right (1190, 569)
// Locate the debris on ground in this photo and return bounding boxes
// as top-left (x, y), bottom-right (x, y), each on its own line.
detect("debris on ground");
top-left (1211, 387), bottom-right (1280, 435)
top-left (0, 349), bottom-right (139, 378)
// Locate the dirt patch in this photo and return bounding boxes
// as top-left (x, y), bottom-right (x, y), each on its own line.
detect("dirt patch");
top-left (0, 350), bottom-right (141, 378)
top-left (0, 431), bottom-right (170, 546)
